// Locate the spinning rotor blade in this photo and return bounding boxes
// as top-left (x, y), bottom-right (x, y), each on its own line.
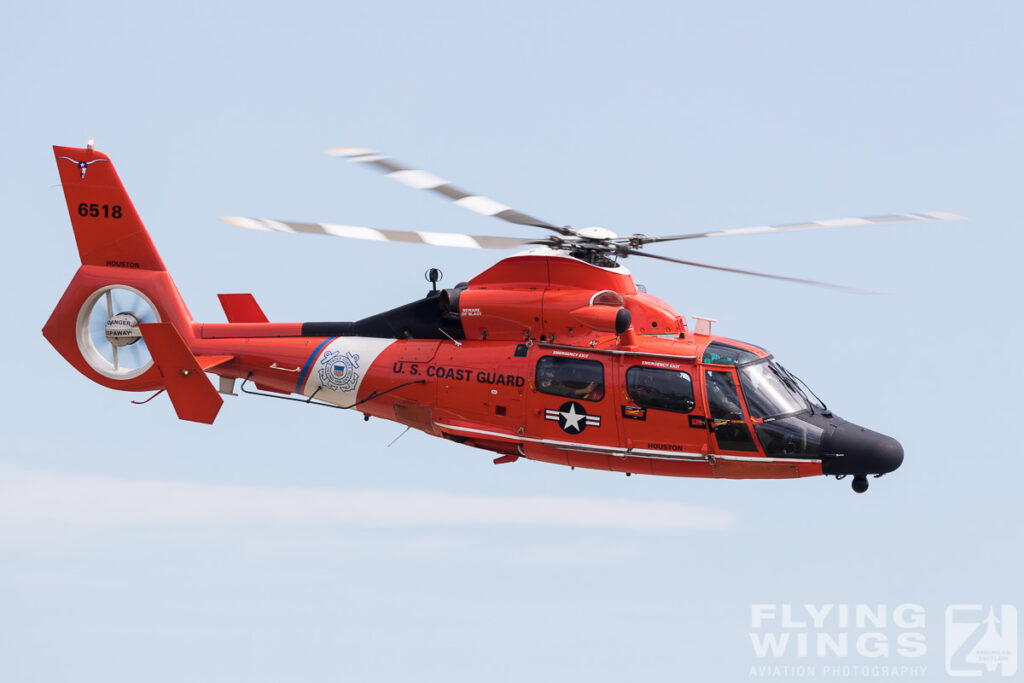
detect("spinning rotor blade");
top-left (223, 216), bottom-right (546, 250)
top-left (123, 339), bottom-right (145, 368)
top-left (621, 249), bottom-right (881, 295)
top-left (109, 288), bottom-right (130, 314)
top-left (86, 287), bottom-right (156, 371)
top-left (638, 211), bottom-right (966, 245)
top-left (108, 288), bottom-right (158, 322)
top-left (324, 146), bottom-right (573, 235)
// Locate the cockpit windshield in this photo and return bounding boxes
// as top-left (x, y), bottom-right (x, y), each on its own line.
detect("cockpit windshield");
top-left (738, 360), bottom-right (809, 419)
top-left (776, 363), bottom-right (827, 412)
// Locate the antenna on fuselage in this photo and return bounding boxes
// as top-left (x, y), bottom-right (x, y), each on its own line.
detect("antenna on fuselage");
top-left (425, 267), bottom-right (443, 293)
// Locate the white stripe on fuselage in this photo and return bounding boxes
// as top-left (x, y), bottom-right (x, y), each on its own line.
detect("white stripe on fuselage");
top-left (301, 337), bottom-right (394, 407)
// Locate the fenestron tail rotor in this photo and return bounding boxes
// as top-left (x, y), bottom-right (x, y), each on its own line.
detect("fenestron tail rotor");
top-left (77, 285), bottom-right (160, 379)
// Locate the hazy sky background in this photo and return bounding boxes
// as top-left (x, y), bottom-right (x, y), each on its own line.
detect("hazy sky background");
top-left (2, 2), bottom-right (1022, 681)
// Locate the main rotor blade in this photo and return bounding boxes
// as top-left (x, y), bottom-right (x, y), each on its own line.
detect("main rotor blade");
top-left (223, 216), bottom-right (548, 250)
top-left (637, 211), bottom-right (966, 245)
top-left (621, 249), bottom-right (881, 295)
top-left (324, 146), bottom-right (573, 236)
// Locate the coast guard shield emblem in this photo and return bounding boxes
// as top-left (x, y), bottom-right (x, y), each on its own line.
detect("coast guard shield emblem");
top-left (318, 350), bottom-right (360, 392)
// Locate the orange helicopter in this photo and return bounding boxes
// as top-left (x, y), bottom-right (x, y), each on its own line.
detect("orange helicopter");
top-left (44, 143), bottom-right (962, 493)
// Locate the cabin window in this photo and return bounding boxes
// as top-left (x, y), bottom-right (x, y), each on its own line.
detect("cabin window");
top-left (535, 356), bottom-right (605, 401)
top-left (626, 366), bottom-right (695, 413)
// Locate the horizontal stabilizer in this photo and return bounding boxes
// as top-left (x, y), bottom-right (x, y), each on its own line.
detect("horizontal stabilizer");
top-left (218, 293), bottom-right (268, 323)
top-left (139, 323), bottom-right (223, 424)
top-left (198, 355), bottom-right (234, 370)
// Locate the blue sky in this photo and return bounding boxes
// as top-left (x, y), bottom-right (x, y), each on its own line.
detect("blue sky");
top-left (2, 2), bottom-right (1022, 681)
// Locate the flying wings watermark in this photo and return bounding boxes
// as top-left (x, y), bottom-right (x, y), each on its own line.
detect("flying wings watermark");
top-left (747, 602), bottom-right (1018, 679)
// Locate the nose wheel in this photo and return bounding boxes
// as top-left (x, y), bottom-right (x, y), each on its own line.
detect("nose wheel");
top-left (851, 475), bottom-right (869, 494)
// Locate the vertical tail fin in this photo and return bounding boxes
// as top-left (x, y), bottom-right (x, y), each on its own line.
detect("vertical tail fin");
top-left (44, 144), bottom-right (193, 392)
top-left (53, 145), bottom-right (166, 271)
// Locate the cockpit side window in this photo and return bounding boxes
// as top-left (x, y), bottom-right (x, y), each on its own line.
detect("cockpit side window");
top-left (535, 356), bottom-right (605, 401)
top-left (705, 370), bottom-right (744, 421)
top-left (703, 342), bottom-right (760, 366)
top-left (705, 369), bottom-right (758, 452)
top-left (626, 366), bottom-right (695, 413)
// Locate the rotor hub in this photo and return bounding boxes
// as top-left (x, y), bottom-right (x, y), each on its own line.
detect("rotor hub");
top-left (104, 312), bottom-right (142, 347)
top-left (576, 226), bottom-right (618, 240)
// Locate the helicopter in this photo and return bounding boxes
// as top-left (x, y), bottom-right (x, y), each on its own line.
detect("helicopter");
top-left (43, 142), bottom-right (962, 493)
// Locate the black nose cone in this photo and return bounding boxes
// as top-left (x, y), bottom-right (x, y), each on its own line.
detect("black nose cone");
top-left (820, 421), bottom-right (904, 476)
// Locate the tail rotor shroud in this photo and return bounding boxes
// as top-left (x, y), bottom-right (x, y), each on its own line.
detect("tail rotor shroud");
top-left (77, 285), bottom-right (161, 379)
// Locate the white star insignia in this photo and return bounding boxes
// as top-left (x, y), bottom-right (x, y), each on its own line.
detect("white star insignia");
top-left (560, 403), bottom-right (586, 432)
